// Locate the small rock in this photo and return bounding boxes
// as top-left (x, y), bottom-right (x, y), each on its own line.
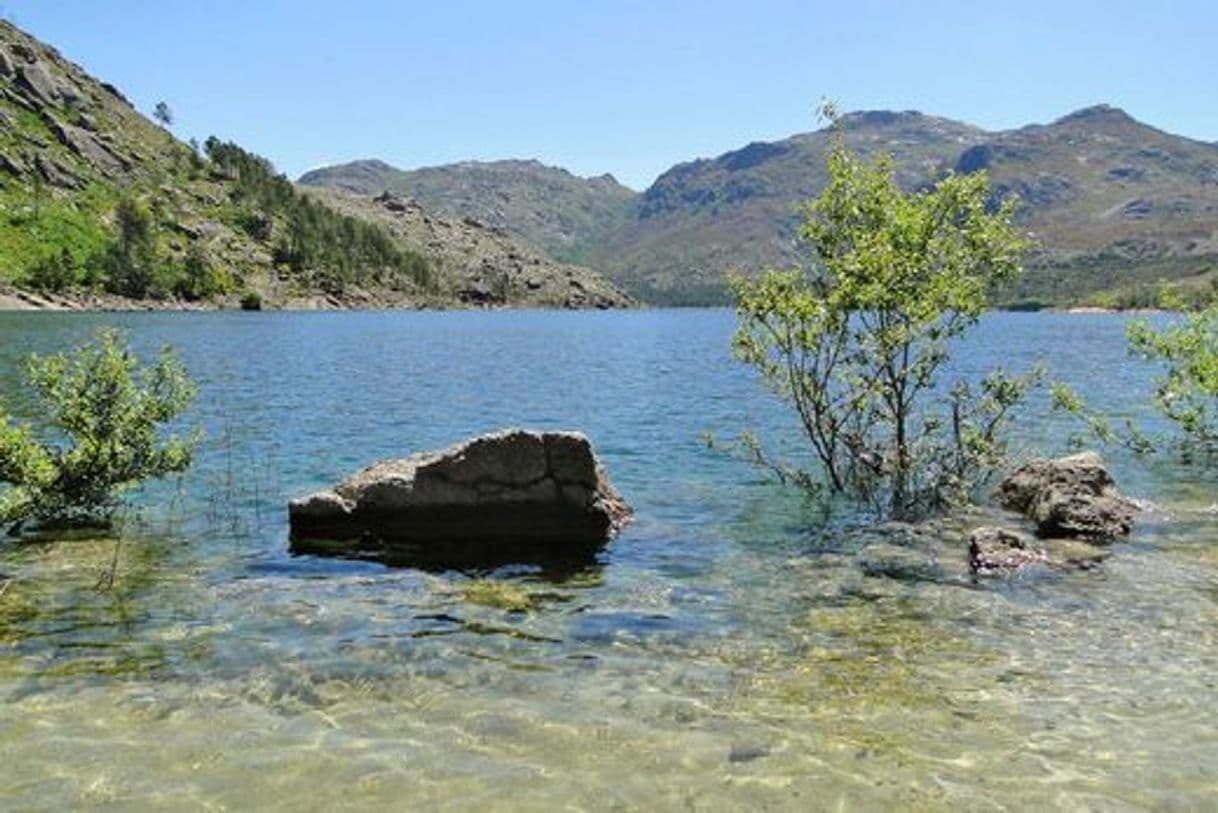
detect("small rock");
top-left (968, 527), bottom-right (1046, 575)
top-left (100, 81), bottom-right (130, 105)
top-left (169, 221), bottom-right (202, 239)
top-left (57, 80), bottom-right (84, 108)
top-left (458, 281), bottom-right (493, 304)
top-left (1122, 199), bottom-right (1152, 219)
top-left (33, 153), bottom-right (82, 189)
top-left (858, 542), bottom-right (941, 582)
top-left (8, 42), bottom-right (37, 63)
top-left (374, 191), bottom-right (409, 212)
top-left (728, 744), bottom-right (770, 764)
top-left (45, 115), bottom-right (127, 175)
top-left (1042, 537), bottom-right (1110, 570)
top-left (21, 130), bottom-right (49, 148)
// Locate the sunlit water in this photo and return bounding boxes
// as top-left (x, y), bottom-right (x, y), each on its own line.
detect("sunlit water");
top-left (0, 310), bottom-right (1214, 810)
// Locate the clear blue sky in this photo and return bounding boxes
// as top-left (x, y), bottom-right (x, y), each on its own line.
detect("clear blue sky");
top-left (4, 1), bottom-right (1215, 190)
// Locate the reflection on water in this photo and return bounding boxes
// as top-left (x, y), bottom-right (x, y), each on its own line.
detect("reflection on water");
top-left (289, 533), bottom-right (608, 578)
top-left (0, 310), bottom-right (1215, 809)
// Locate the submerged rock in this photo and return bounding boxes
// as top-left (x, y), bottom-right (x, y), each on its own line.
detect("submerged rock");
top-left (858, 541), bottom-right (943, 582)
top-left (968, 527), bottom-right (1046, 575)
top-left (1041, 537), bottom-right (1111, 570)
top-left (968, 526), bottom-right (1111, 576)
top-left (728, 743), bottom-right (771, 764)
top-left (289, 429), bottom-right (631, 566)
top-left (996, 452), bottom-right (1137, 542)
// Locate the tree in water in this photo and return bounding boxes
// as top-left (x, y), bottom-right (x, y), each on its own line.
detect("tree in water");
top-left (728, 108), bottom-right (1035, 518)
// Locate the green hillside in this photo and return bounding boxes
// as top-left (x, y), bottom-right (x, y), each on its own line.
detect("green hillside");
top-left (0, 20), bottom-right (629, 310)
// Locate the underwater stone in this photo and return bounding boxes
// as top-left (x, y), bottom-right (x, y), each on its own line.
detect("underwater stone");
top-left (968, 526), bottom-right (1046, 575)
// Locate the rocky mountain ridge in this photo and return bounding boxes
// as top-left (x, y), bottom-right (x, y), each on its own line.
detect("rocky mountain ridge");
top-left (299, 158), bottom-right (638, 267)
top-left (308, 188), bottom-right (631, 309)
top-left (304, 107), bottom-right (1218, 307)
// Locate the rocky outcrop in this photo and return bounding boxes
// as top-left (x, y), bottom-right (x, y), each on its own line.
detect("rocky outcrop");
top-left (996, 452), bottom-right (1137, 542)
top-left (15, 61), bottom-right (59, 105)
top-left (0, 149), bottom-right (25, 176)
top-left (289, 430), bottom-right (631, 563)
top-left (45, 114), bottom-right (130, 176)
top-left (33, 153), bottom-right (82, 189)
top-left (966, 452), bottom-right (1135, 576)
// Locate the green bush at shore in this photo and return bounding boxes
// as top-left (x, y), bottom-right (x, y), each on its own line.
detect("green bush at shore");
top-left (0, 330), bottom-right (199, 529)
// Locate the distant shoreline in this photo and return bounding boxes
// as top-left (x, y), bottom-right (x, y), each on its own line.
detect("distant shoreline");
top-left (1053, 306), bottom-right (1167, 315)
top-left (0, 284), bottom-right (633, 314)
top-left (0, 284), bottom-right (1176, 315)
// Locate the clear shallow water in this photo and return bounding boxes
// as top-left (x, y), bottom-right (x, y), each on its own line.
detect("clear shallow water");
top-left (0, 309), bottom-right (1214, 810)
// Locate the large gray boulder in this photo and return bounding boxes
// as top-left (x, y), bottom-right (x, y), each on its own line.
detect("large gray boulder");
top-left (289, 430), bottom-right (631, 562)
top-left (996, 451), bottom-right (1136, 542)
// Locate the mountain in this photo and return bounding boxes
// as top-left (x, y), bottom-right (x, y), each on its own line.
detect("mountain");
top-left (302, 108), bottom-right (1218, 307)
top-left (592, 111), bottom-right (986, 303)
top-left (298, 159), bottom-right (637, 266)
top-left (592, 108), bottom-right (1218, 305)
top-left (0, 21), bottom-right (629, 310)
top-left (952, 105), bottom-right (1218, 306)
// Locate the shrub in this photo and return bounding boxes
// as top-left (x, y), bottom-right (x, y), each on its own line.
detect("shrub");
top-left (26, 247), bottom-right (77, 293)
top-left (1127, 304), bottom-right (1218, 452)
top-left (102, 197), bottom-right (161, 299)
top-left (235, 208), bottom-right (273, 241)
top-left (239, 290), bottom-right (262, 311)
top-left (174, 242), bottom-right (229, 301)
top-left (0, 330), bottom-right (199, 528)
top-left (727, 117), bottom-right (1034, 518)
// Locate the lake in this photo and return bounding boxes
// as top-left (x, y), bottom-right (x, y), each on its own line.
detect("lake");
top-left (0, 309), bottom-right (1215, 809)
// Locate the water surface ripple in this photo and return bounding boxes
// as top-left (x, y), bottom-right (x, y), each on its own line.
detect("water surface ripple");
top-left (0, 310), bottom-right (1214, 809)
